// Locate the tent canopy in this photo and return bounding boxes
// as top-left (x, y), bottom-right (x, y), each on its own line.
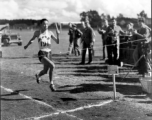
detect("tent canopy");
top-left (0, 24), bottom-right (9, 31)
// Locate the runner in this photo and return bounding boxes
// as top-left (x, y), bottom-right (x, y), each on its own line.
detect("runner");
top-left (24, 18), bottom-right (60, 91)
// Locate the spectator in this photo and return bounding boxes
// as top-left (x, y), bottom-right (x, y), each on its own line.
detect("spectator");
top-left (126, 22), bottom-right (134, 36)
top-left (97, 19), bottom-right (109, 60)
top-left (79, 20), bottom-right (95, 64)
top-left (105, 18), bottom-right (124, 65)
top-left (67, 23), bottom-right (74, 55)
top-left (72, 24), bottom-right (82, 56)
top-left (80, 21), bottom-right (86, 55)
top-left (132, 17), bottom-right (151, 77)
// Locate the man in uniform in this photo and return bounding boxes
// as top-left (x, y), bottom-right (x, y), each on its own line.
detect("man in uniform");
top-left (97, 19), bottom-right (109, 60)
top-left (105, 18), bottom-right (124, 65)
top-left (72, 24), bottom-right (82, 56)
top-left (67, 23), bottom-right (74, 55)
top-left (132, 17), bottom-right (151, 77)
top-left (79, 20), bottom-right (95, 64)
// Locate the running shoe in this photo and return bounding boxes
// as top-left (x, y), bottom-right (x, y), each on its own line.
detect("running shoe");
top-left (35, 74), bottom-right (40, 84)
top-left (50, 84), bottom-right (56, 92)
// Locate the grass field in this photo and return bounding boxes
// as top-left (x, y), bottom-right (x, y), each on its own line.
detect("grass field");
top-left (1, 29), bottom-right (152, 120)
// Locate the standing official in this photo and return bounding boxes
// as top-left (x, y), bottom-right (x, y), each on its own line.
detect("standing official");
top-left (67, 23), bottom-right (74, 55)
top-left (72, 24), bottom-right (82, 56)
top-left (106, 18), bottom-right (124, 65)
top-left (79, 20), bottom-right (95, 64)
top-left (97, 19), bottom-right (109, 60)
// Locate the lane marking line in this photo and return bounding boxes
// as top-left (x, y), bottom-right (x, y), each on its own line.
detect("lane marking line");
top-left (30, 100), bottom-right (112, 120)
top-left (1, 85), bottom-right (112, 120)
top-left (0, 85), bottom-right (56, 110)
top-left (1, 85), bottom-right (82, 120)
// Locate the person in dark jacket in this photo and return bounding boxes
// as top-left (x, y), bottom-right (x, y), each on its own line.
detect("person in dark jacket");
top-left (79, 20), bottom-right (95, 64)
top-left (72, 24), bottom-right (82, 56)
top-left (97, 19), bottom-right (109, 60)
top-left (67, 23), bottom-right (74, 55)
top-left (132, 17), bottom-right (151, 77)
top-left (105, 18), bottom-right (124, 65)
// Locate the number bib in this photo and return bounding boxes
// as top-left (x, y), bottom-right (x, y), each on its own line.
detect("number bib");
top-left (38, 31), bottom-right (52, 52)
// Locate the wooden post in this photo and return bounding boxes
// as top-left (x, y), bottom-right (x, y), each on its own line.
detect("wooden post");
top-left (108, 65), bottom-right (118, 100)
top-left (0, 33), bottom-right (2, 58)
top-left (112, 74), bottom-right (116, 100)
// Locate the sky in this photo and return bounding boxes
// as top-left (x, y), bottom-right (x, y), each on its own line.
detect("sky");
top-left (0, 0), bottom-right (151, 22)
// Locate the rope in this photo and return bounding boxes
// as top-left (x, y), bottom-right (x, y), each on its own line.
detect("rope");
top-left (78, 37), bottom-right (150, 51)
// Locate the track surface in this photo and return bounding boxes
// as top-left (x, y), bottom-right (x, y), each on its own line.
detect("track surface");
top-left (1, 30), bottom-right (152, 120)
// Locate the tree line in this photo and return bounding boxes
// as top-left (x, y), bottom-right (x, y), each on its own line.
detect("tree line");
top-left (80, 10), bottom-right (150, 28)
top-left (0, 10), bottom-right (150, 29)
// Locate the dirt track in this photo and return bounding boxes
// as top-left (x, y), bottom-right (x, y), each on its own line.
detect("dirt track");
top-left (1, 30), bottom-right (152, 120)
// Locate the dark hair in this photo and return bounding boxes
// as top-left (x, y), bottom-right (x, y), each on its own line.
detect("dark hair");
top-left (39, 18), bottom-right (48, 25)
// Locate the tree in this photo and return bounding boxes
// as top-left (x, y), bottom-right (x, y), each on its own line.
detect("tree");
top-left (117, 13), bottom-right (124, 18)
top-left (80, 12), bottom-right (88, 22)
top-left (101, 13), bottom-right (106, 20)
top-left (106, 14), bottom-right (111, 20)
top-left (137, 10), bottom-right (148, 18)
top-left (80, 10), bottom-right (101, 28)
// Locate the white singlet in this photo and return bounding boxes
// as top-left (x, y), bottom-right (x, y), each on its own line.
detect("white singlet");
top-left (38, 30), bottom-right (54, 52)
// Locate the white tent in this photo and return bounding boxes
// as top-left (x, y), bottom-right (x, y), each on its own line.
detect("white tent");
top-left (0, 23), bottom-right (9, 31)
top-left (0, 23), bottom-right (9, 57)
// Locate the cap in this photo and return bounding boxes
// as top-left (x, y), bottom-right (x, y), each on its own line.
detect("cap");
top-left (128, 22), bottom-right (134, 27)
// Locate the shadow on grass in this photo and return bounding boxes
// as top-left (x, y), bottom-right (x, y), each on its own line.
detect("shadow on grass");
top-left (124, 95), bottom-right (147, 99)
top-left (2, 56), bottom-right (30, 59)
top-left (138, 101), bottom-right (152, 104)
top-left (101, 77), bottom-right (140, 83)
top-left (57, 83), bottom-right (143, 96)
top-left (0, 97), bottom-right (43, 101)
top-left (60, 98), bottom-right (77, 102)
top-left (0, 98), bottom-right (28, 101)
top-left (1, 88), bottom-right (44, 101)
top-left (1, 89), bottom-right (28, 96)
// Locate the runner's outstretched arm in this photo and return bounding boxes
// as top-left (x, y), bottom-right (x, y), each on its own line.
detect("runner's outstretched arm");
top-left (51, 23), bottom-right (60, 44)
top-left (24, 31), bottom-right (38, 49)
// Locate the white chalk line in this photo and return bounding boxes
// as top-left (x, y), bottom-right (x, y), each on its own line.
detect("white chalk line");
top-left (26, 100), bottom-right (112, 120)
top-left (0, 85), bottom-right (83, 120)
top-left (0, 85), bottom-right (56, 110)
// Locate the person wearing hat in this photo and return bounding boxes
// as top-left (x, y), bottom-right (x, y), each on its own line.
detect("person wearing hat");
top-left (131, 17), bottom-right (151, 77)
top-left (79, 20), bottom-right (95, 64)
top-left (97, 19), bottom-right (109, 60)
top-left (67, 23), bottom-right (74, 55)
top-left (105, 18), bottom-right (125, 65)
top-left (126, 22), bottom-right (135, 35)
top-left (125, 22), bottom-right (139, 64)
top-left (72, 24), bottom-right (82, 56)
